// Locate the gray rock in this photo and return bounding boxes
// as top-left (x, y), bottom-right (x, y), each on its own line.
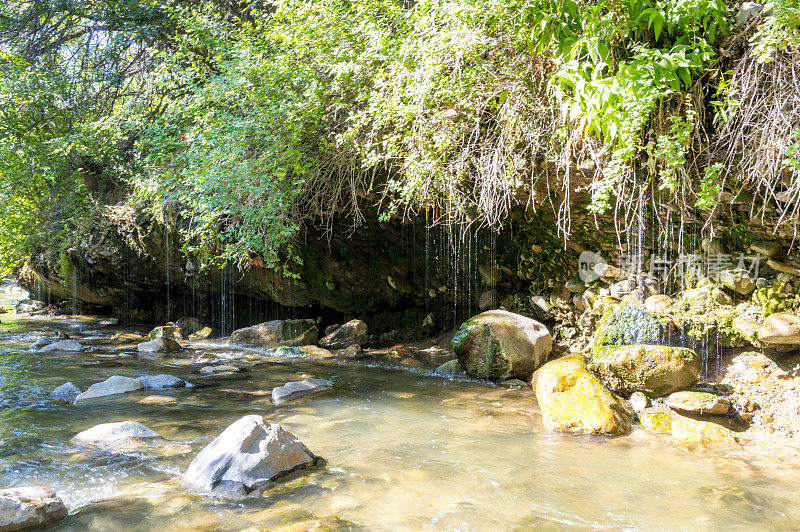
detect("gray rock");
top-left (137, 374), bottom-right (192, 389)
top-left (719, 269), bottom-right (756, 295)
top-left (230, 319), bottom-right (318, 347)
top-left (176, 317), bottom-right (203, 336)
top-left (70, 421), bottom-right (164, 453)
top-left (199, 364), bottom-right (240, 375)
top-left (51, 382), bottom-right (82, 398)
top-left (323, 324), bottom-right (340, 336)
top-left (666, 391), bottom-right (731, 415)
top-left (182, 415), bottom-right (317, 494)
top-left (318, 319), bottom-right (368, 349)
top-left (31, 337), bottom-right (54, 350)
top-left (478, 290), bottom-right (498, 310)
top-left (73, 376), bottom-right (143, 403)
top-left (272, 378), bottom-right (333, 404)
top-left (0, 487), bottom-right (68, 531)
top-left (98, 318), bottom-right (119, 326)
top-left (38, 339), bottom-right (83, 352)
top-left (737, 1), bottom-right (763, 27)
top-left (478, 263), bottom-right (501, 286)
top-left (137, 338), bottom-right (181, 353)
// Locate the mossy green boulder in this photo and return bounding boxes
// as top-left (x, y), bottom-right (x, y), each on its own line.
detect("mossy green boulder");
top-left (593, 304), bottom-right (673, 348)
top-left (639, 407), bottom-right (672, 434)
top-left (453, 310), bottom-right (552, 381)
top-left (589, 344), bottom-right (701, 397)
top-left (434, 359), bottom-right (463, 375)
top-left (533, 353), bottom-right (633, 435)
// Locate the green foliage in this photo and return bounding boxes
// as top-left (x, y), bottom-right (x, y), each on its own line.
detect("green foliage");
top-left (750, 0), bottom-right (800, 62)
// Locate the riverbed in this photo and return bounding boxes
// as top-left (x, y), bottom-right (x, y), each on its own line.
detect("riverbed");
top-left (1, 308), bottom-right (800, 530)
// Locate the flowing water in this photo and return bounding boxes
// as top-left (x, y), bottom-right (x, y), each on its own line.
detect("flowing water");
top-left (2, 305), bottom-right (800, 530)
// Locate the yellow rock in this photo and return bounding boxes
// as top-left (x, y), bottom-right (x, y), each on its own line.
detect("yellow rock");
top-left (670, 411), bottom-right (737, 449)
top-left (533, 353), bottom-right (633, 435)
top-left (644, 295), bottom-right (674, 314)
top-left (639, 407), bottom-right (672, 434)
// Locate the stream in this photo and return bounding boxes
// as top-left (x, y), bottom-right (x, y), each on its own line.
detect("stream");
top-left (2, 302), bottom-right (800, 530)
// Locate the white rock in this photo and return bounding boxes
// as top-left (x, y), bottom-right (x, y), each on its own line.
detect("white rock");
top-left (182, 415), bottom-right (317, 494)
top-left (73, 376), bottom-right (143, 404)
top-left (0, 487), bottom-right (68, 531)
top-left (70, 421), bottom-right (164, 453)
top-left (38, 339), bottom-right (83, 352)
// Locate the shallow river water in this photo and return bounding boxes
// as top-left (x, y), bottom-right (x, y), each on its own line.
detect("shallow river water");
top-left (2, 308), bottom-right (800, 530)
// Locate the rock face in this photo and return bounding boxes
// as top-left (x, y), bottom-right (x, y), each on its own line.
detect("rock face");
top-left (593, 304), bottom-right (672, 347)
top-left (533, 353), bottom-right (633, 435)
top-left (137, 374), bottom-right (191, 389)
top-left (182, 415), bottom-right (318, 494)
top-left (0, 487), bottom-right (68, 531)
top-left (230, 319), bottom-right (318, 347)
top-left (38, 339), bottom-right (83, 352)
top-left (670, 411), bottom-right (737, 448)
top-left (73, 376), bottom-right (143, 403)
top-left (137, 338), bottom-right (181, 353)
top-left (51, 382), bottom-right (82, 398)
top-left (70, 421), bottom-right (164, 453)
top-left (589, 345), bottom-right (701, 397)
top-left (453, 310), bottom-right (552, 381)
top-left (319, 320), bottom-right (368, 349)
top-left (666, 391), bottom-right (730, 415)
top-left (272, 378), bottom-right (333, 404)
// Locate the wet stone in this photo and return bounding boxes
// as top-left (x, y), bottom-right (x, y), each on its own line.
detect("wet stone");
top-left (73, 375), bottom-right (143, 404)
top-left (51, 382), bottom-right (82, 399)
top-left (0, 486), bottom-right (68, 531)
top-left (273, 378), bottom-right (333, 404)
top-left (137, 374), bottom-right (192, 389)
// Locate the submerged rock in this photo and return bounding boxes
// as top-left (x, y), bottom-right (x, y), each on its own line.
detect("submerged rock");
top-left (670, 411), bottom-right (737, 449)
top-left (272, 516), bottom-right (356, 532)
top-left (39, 339), bottom-right (84, 352)
top-left (666, 391), bottom-right (730, 415)
top-left (182, 415), bottom-right (318, 494)
top-left (73, 376), bottom-right (143, 403)
top-left (137, 338), bottom-right (181, 353)
top-left (230, 319), bottom-right (318, 347)
top-left (319, 319), bottom-right (368, 349)
top-left (272, 378), bottom-right (333, 404)
top-left (336, 344), bottom-right (367, 359)
top-left (70, 421), bottom-right (165, 453)
top-left (30, 337), bottom-right (54, 350)
top-left (137, 374), bottom-right (192, 389)
top-left (589, 345), bottom-right (701, 397)
top-left (0, 486), bottom-right (68, 531)
top-left (453, 310), bottom-right (552, 381)
top-left (533, 353), bottom-right (633, 435)
top-left (51, 382), bottom-right (82, 398)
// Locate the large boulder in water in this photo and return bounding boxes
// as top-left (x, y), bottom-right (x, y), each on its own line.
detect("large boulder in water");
top-left (589, 345), bottom-right (700, 397)
top-left (70, 421), bottom-right (165, 453)
top-left (0, 486), bottom-right (68, 531)
top-left (137, 374), bottom-right (192, 389)
top-left (593, 304), bottom-right (673, 347)
top-left (182, 415), bottom-right (318, 494)
top-left (452, 310), bottom-right (552, 381)
top-left (38, 339), bottom-right (84, 352)
top-left (148, 325), bottom-right (182, 341)
top-left (319, 319), bottom-right (368, 349)
top-left (533, 353), bottom-right (633, 435)
top-left (230, 319), bottom-right (318, 347)
top-left (51, 382), bottom-right (82, 399)
top-left (73, 375), bottom-right (143, 403)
